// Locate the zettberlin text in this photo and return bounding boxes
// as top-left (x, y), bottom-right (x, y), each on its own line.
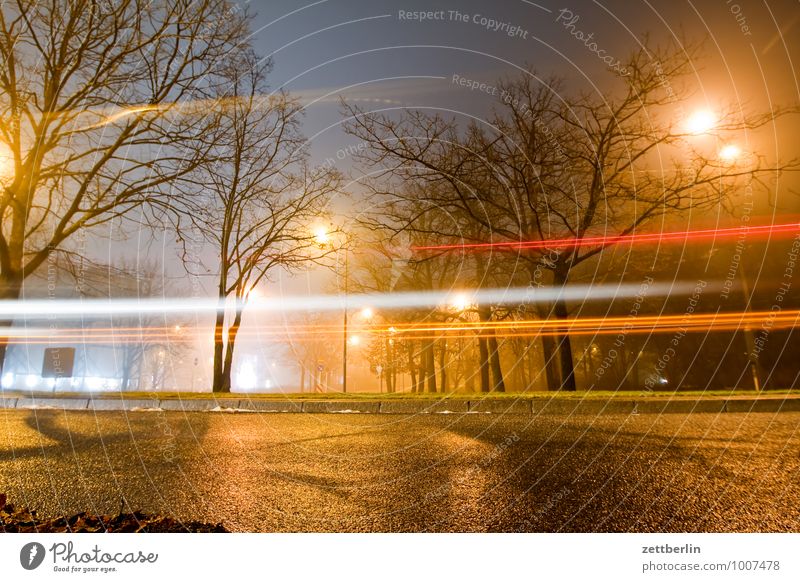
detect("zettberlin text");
top-left (642, 544), bottom-right (701, 554)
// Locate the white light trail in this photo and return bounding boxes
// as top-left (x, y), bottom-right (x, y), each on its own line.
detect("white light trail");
top-left (1, 282), bottom-right (721, 320)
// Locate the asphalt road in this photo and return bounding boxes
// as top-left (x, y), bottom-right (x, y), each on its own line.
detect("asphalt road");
top-left (1, 409), bottom-right (798, 532)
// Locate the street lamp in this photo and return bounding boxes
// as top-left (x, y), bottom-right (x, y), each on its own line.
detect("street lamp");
top-left (719, 144), bottom-right (742, 163)
top-left (313, 226), bottom-right (329, 245)
top-left (449, 293), bottom-right (471, 313)
top-left (685, 109), bottom-right (717, 135)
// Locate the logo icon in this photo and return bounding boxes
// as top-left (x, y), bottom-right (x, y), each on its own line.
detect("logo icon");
top-left (20, 542), bottom-right (46, 570)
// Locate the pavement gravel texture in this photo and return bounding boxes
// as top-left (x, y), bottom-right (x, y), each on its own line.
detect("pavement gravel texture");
top-left (0, 409), bottom-right (798, 532)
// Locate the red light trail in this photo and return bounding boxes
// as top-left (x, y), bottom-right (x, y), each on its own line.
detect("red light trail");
top-left (411, 222), bottom-right (800, 252)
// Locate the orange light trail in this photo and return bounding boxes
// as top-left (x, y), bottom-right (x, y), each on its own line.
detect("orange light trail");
top-left (5, 310), bottom-right (798, 344)
top-left (411, 222), bottom-right (800, 252)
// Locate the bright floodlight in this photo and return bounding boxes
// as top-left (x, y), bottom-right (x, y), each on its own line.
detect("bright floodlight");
top-left (685, 109), bottom-right (717, 135)
top-left (360, 307), bottom-right (374, 319)
top-left (237, 362), bottom-right (257, 390)
top-left (719, 144), bottom-right (741, 162)
top-left (449, 293), bottom-right (471, 312)
top-left (349, 335), bottom-right (361, 346)
top-left (313, 226), bottom-right (329, 245)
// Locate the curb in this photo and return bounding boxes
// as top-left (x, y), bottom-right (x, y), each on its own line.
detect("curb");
top-left (1, 396), bottom-right (799, 415)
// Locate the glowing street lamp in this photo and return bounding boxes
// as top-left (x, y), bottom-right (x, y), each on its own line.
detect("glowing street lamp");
top-left (449, 293), bottom-right (471, 312)
top-left (685, 109), bottom-right (717, 135)
top-left (719, 144), bottom-right (742, 162)
top-left (313, 225), bottom-right (330, 246)
top-left (359, 307), bottom-right (374, 319)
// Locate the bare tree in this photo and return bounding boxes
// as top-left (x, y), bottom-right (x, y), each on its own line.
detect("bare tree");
top-left (111, 263), bottom-right (188, 392)
top-left (353, 197), bottom-right (500, 393)
top-left (57, 257), bottom-right (188, 391)
top-left (0, 0), bottom-right (249, 372)
top-left (344, 40), bottom-right (798, 391)
top-left (179, 53), bottom-right (338, 393)
top-left (283, 311), bottom-right (341, 392)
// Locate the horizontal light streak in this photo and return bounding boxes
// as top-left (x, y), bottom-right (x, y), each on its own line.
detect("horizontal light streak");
top-left (6, 310), bottom-right (797, 344)
top-left (412, 222), bottom-right (800, 252)
top-left (0, 282), bottom-right (710, 320)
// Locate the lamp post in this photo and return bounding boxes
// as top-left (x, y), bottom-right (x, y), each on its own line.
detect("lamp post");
top-left (342, 247), bottom-right (348, 393)
top-left (737, 255), bottom-right (762, 391)
top-left (314, 225), bottom-right (351, 393)
top-left (686, 109), bottom-right (760, 391)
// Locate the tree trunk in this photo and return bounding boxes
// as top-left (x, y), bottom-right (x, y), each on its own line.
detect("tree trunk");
top-left (417, 355), bottom-right (425, 393)
top-left (552, 269), bottom-right (576, 391)
top-left (299, 365), bottom-right (306, 393)
top-left (630, 347), bottom-right (641, 390)
top-left (438, 338), bottom-right (448, 393)
top-left (212, 306), bottom-right (227, 393)
top-left (0, 341), bottom-right (9, 379)
top-left (521, 340), bottom-right (532, 391)
top-left (425, 340), bottom-right (437, 393)
top-left (220, 308), bottom-right (243, 393)
top-left (0, 274), bottom-right (23, 375)
top-left (407, 341), bottom-right (418, 393)
top-left (121, 360), bottom-right (132, 392)
top-left (487, 332), bottom-right (506, 392)
top-left (535, 302), bottom-right (561, 391)
top-left (385, 337), bottom-right (395, 393)
top-left (478, 307), bottom-right (505, 392)
top-left (478, 335), bottom-right (490, 392)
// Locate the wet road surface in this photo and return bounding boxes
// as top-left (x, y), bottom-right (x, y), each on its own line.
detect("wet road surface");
top-left (1, 409), bottom-right (798, 532)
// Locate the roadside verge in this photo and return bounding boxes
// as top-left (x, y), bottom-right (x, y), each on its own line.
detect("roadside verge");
top-left (1, 395), bottom-right (799, 414)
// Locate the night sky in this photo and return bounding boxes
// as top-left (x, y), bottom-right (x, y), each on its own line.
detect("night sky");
top-left (249, 0), bottom-right (800, 178)
top-left (235, 0), bottom-right (800, 292)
